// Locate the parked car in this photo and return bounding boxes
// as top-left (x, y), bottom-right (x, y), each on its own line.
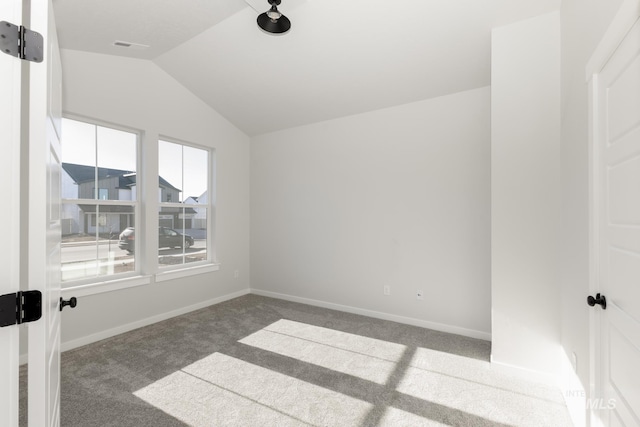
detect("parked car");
top-left (118, 227), bottom-right (194, 253)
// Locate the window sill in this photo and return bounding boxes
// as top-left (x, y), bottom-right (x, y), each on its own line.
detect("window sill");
top-left (60, 264), bottom-right (220, 298)
top-left (62, 275), bottom-right (152, 298)
top-left (155, 263), bottom-right (220, 283)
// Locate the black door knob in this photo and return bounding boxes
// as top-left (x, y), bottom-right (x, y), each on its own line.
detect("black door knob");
top-left (587, 293), bottom-right (606, 309)
top-left (60, 297), bottom-right (77, 312)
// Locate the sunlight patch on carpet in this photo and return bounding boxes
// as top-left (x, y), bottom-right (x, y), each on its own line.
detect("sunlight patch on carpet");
top-left (408, 346), bottom-right (565, 403)
top-left (133, 369), bottom-right (304, 427)
top-left (394, 348), bottom-right (569, 427)
top-left (238, 325), bottom-right (403, 384)
top-left (263, 319), bottom-right (407, 362)
top-left (134, 352), bottom-right (373, 427)
top-left (133, 319), bottom-right (569, 427)
top-left (378, 407), bottom-right (450, 427)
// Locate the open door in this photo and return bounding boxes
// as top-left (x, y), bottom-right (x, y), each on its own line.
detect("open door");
top-left (27, 0), bottom-right (63, 425)
top-left (0, 0), bottom-right (62, 425)
top-left (590, 15), bottom-right (640, 427)
top-left (0, 2), bottom-right (25, 426)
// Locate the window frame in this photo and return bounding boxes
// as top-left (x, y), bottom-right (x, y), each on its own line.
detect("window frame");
top-left (60, 115), bottom-right (142, 287)
top-left (59, 116), bottom-right (219, 297)
top-left (156, 136), bottom-right (216, 273)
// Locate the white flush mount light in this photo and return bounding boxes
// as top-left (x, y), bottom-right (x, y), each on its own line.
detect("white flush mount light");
top-left (113, 40), bottom-right (150, 49)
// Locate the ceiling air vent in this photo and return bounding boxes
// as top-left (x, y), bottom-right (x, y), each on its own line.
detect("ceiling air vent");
top-left (113, 40), bottom-right (150, 49)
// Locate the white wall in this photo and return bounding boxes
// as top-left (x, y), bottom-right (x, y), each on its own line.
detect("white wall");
top-left (559, 0), bottom-right (624, 423)
top-left (251, 87), bottom-right (491, 339)
top-left (57, 49), bottom-right (251, 347)
top-left (35, 6), bottom-right (623, 391)
top-left (491, 12), bottom-right (562, 375)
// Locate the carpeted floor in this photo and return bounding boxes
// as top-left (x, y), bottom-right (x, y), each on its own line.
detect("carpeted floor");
top-left (19, 294), bottom-right (572, 426)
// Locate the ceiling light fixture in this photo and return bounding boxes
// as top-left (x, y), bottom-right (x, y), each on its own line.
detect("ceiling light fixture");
top-left (257, 0), bottom-right (291, 34)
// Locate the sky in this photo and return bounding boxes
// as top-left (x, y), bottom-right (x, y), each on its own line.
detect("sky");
top-left (62, 118), bottom-right (209, 200)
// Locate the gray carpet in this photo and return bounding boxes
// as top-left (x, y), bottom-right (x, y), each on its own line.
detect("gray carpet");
top-left (19, 294), bottom-right (572, 426)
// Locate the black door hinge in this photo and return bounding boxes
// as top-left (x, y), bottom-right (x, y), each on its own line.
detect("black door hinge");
top-left (0, 21), bottom-right (43, 63)
top-left (0, 291), bottom-right (42, 327)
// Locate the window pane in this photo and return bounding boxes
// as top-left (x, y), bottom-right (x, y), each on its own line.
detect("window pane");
top-left (158, 209), bottom-right (185, 267)
top-left (186, 207), bottom-right (207, 265)
top-left (98, 208), bottom-right (135, 277)
top-left (61, 204), bottom-right (135, 281)
top-left (61, 118), bottom-right (96, 168)
top-left (62, 119), bottom-right (138, 201)
top-left (183, 145), bottom-right (208, 203)
top-left (62, 119), bottom-right (96, 200)
top-left (159, 140), bottom-right (183, 202)
top-left (97, 126), bottom-right (137, 201)
top-left (159, 140), bottom-right (210, 269)
top-left (158, 207), bottom-right (207, 267)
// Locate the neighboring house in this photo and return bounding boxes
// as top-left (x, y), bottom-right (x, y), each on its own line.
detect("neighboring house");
top-left (184, 192), bottom-right (208, 229)
top-left (184, 196), bottom-right (199, 204)
top-left (62, 163), bottom-right (195, 235)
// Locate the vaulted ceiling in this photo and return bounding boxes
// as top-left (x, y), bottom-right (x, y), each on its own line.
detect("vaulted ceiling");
top-left (54, 0), bottom-right (561, 136)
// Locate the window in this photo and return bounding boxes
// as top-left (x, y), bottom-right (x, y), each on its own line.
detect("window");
top-left (158, 139), bottom-right (211, 268)
top-left (61, 118), bottom-right (138, 284)
top-left (96, 188), bottom-right (109, 200)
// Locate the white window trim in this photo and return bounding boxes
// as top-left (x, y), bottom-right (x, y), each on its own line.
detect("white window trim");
top-left (155, 263), bottom-right (221, 283)
top-left (62, 275), bottom-right (152, 298)
top-left (59, 117), bottom-right (219, 296)
top-left (61, 262), bottom-right (221, 298)
top-left (60, 117), bottom-right (142, 287)
top-left (157, 137), bottom-right (216, 272)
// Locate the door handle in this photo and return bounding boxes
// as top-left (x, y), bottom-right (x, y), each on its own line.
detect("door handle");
top-left (60, 297), bottom-right (77, 312)
top-left (587, 293), bottom-right (606, 309)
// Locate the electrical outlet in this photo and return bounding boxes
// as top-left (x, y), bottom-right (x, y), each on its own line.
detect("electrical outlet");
top-left (383, 285), bottom-right (391, 296)
top-left (416, 290), bottom-right (424, 300)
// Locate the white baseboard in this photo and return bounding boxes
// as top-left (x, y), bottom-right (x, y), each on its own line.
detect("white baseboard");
top-left (20, 288), bottom-right (250, 365)
top-left (489, 356), bottom-right (560, 387)
top-left (20, 287), bottom-right (491, 366)
top-left (250, 288), bottom-right (491, 341)
top-left (61, 288), bottom-right (251, 353)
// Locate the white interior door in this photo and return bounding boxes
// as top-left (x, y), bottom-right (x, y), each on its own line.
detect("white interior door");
top-left (27, 0), bottom-right (63, 426)
top-left (594, 17), bottom-right (640, 427)
top-left (0, 1), bottom-right (25, 426)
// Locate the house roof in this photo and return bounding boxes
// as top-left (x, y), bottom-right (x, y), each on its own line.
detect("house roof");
top-left (62, 163), bottom-right (181, 191)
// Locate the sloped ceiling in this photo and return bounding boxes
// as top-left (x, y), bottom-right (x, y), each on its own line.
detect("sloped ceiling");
top-left (54, 0), bottom-right (560, 136)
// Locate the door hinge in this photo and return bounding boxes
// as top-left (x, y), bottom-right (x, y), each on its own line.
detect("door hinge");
top-left (0, 21), bottom-right (43, 63)
top-left (0, 291), bottom-right (42, 327)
